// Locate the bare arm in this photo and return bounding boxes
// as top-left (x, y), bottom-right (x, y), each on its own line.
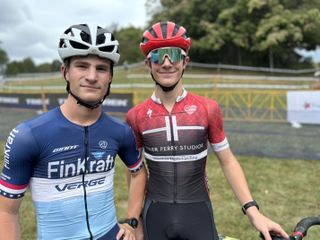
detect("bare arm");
top-left (126, 165), bottom-right (147, 219)
top-left (215, 148), bottom-right (288, 240)
top-left (0, 195), bottom-right (23, 240)
top-left (117, 165), bottom-right (147, 240)
top-left (215, 148), bottom-right (253, 204)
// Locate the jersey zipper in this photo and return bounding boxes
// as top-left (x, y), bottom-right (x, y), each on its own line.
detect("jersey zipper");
top-left (168, 113), bottom-right (178, 203)
top-left (83, 126), bottom-right (93, 239)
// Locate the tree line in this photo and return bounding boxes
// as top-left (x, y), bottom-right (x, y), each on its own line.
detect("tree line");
top-left (1, 0), bottom-right (320, 75)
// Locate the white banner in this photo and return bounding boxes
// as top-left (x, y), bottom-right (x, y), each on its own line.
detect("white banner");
top-left (287, 91), bottom-right (320, 124)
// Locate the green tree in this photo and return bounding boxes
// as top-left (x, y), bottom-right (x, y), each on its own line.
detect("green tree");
top-left (147, 0), bottom-right (320, 68)
top-left (115, 27), bottom-right (144, 64)
top-left (37, 63), bottom-right (52, 72)
top-left (51, 59), bottom-right (62, 72)
top-left (5, 58), bottom-right (36, 75)
top-left (0, 48), bottom-right (9, 65)
top-left (36, 60), bottom-right (61, 72)
top-left (248, 0), bottom-right (320, 68)
top-left (21, 57), bottom-right (37, 73)
top-left (0, 44), bottom-right (9, 75)
top-left (5, 61), bottom-right (20, 75)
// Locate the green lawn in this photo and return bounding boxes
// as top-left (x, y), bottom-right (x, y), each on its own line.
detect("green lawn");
top-left (0, 141), bottom-right (319, 239)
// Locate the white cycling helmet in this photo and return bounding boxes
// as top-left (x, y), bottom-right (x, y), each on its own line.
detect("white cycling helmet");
top-left (58, 24), bottom-right (120, 64)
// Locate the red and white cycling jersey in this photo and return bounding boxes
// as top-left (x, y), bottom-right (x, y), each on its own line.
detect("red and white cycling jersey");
top-left (126, 90), bottom-right (229, 203)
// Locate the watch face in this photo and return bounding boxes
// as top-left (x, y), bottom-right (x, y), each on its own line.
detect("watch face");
top-left (126, 218), bottom-right (138, 228)
top-left (130, 218), bottom-right (138, 228)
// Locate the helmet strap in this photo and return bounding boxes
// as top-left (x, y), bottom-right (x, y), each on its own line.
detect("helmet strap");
top-left (65, 81), bottom-right (110, 110)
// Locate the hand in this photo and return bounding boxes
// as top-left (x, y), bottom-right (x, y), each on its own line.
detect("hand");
top-left (135, 218), bottom-right (144, 240)
top-left (246, 208), bottom-right (289, 240)
top-left (116, 223), bottom-right (136, 240)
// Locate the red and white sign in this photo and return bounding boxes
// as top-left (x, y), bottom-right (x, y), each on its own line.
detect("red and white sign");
top-left (287, 91), bottom-right (320, 124)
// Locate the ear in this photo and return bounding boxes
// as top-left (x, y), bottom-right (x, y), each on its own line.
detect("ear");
top-left (60, 64), bottom-right (65, 74)
top-left (183, 56), bottom-right (190, 69)
top-left (145, 59), bottom-right (151, 69)
top-left (60, 64), bottom-right (69, 80)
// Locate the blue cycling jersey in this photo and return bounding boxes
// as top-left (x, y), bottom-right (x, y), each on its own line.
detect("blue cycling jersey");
top-left (0, 107), bottom-right (143, 240)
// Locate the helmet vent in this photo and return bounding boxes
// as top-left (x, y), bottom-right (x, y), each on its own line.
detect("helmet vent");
top-left (80, 31), bottom-right (91, 44)
top-left (99, 45), bottom-right (115, 53)
top-left (69, 40), bottom-right (89, 50)
top-left (96, 34), bottom-right (106, 45)
top-left (172, 24), bottom-right (180, 37)
top-left (59, 40), bottom-right (66, 48)
top-left (141, 37), bottom-right (148, 43)
top-left (148, 27), bottom-right (158, 38)
top-left (160, 22), bottom-right (167, 38)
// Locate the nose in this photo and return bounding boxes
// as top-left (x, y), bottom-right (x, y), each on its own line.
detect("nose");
top-left (162, 56), bottom-right (172, 66)
top-left (86, 67), bottom-right (98, 81)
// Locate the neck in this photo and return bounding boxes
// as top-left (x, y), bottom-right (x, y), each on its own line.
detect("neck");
top-left (60, 96), bottom-right (102, 126)
top-left (154, 83), bottom-right (183, 112)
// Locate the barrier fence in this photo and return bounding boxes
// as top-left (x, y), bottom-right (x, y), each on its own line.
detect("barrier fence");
top-left (2, 89), bottom-right (319, 123)
top-left (129, 89), bottom-right (288, 122)
top-left (1, 89), bottom-right (319, 160)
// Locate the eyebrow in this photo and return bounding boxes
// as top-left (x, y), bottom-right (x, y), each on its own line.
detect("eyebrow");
top-left (73, 60), bottom-right (110, 68)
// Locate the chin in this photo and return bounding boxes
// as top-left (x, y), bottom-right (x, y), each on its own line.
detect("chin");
top-left (157, 76), bottom-right (176, 83)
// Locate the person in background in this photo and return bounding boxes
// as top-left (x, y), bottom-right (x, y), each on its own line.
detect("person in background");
top-left (0, 23), bottom-right (147, 240)
top-left (126, 21), bottom-right (289, 240)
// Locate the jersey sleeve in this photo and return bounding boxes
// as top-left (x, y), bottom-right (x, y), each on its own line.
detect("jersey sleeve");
top-left (206, 99), bottom-right (230, 152)
top-left (0, 124), bottom-right (38, 199)
top-left (126, 107), bottom-right (143, 149)
top-left (118, 123), bottom-right (143, 173)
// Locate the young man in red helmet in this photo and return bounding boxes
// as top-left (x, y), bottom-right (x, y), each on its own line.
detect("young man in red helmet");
top-left (126, 21), bottom-right (289, 240)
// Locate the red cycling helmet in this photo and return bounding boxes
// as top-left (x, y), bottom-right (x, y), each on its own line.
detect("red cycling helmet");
top-left (140, 21), bottom-right (191, 56)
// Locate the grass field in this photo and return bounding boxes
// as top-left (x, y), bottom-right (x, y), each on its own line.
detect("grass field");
top-left (0, 143), bottom-right (319, 239)
top-left (0, 109), bottom-right (319, 239)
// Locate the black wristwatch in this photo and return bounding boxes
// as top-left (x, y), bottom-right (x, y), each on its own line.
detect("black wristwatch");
top-left (122, 218), bottom-right (139, 229)
top-left (241, 200), bottom-right (259, 215)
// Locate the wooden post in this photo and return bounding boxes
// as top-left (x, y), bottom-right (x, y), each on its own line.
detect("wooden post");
top-left (41, 84), bottom-right (47, 112)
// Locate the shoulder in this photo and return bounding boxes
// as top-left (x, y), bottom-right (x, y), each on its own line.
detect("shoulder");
top-left (127, 97), bottom-right (152, 121)
top-left (4, 110), bottom-right (59, 158)
top-left (132, 97), bottom-right (152, 112)
top-left (100, 113), bottom-right (133, 136)
top-left (13, 108), bottom-right (59, 135)
top-left (187, 92), bottom-right (220, 110)
top-left (22, 107), bottom-right (61, 129)
top-left (101, 113), bottom-right (127, 127)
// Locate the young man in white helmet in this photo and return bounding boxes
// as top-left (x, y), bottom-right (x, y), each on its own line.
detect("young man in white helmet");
top-left (126, 21), bottom-right (289, 240)
top-left (0, 24), bottom-right (147, 240)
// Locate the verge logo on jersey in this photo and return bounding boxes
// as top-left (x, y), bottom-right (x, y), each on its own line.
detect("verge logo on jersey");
top-left (55, 176), bottom-right (106, 192)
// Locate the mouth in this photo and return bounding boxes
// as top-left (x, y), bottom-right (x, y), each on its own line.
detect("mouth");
top-left (81, 85), bottom-right (99, 90)
top-left (158, 71), bottom-right (177, 75)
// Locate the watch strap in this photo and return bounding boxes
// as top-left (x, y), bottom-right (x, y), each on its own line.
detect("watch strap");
top-left (122, 217), bottom-right (139, 229)
top-left (242, 200), bottom-right (259, 215)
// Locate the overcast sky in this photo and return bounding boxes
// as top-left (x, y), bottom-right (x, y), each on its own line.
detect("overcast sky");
top-left (0, 0), bottom-right (151, 64)
top-left (0, 0), bottom-right (319, 65)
